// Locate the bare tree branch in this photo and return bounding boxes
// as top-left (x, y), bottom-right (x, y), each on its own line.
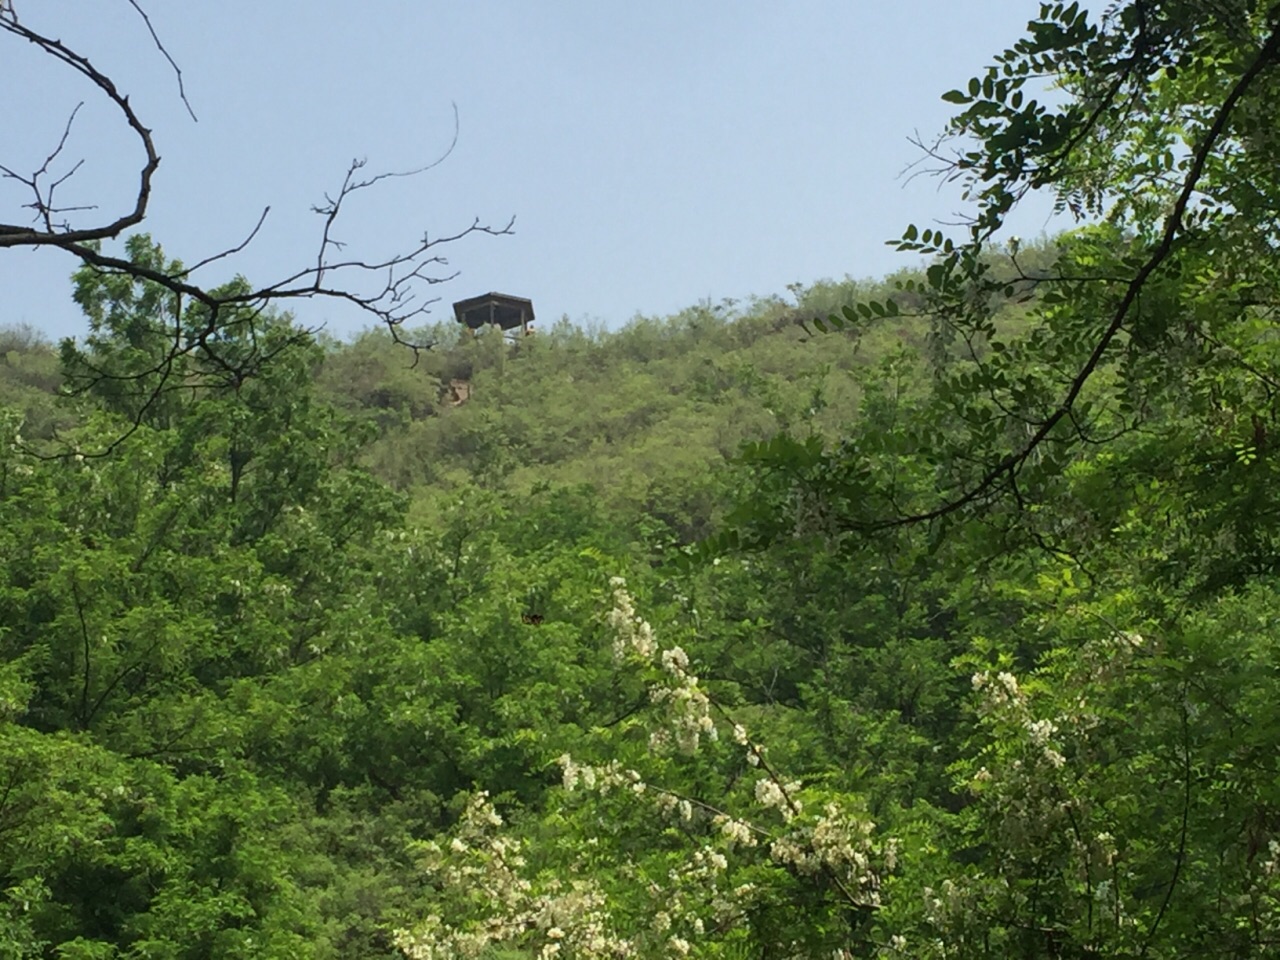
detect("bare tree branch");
top-left (0, 102), bottom-right (92, 232)
top-left (123, 0), bottom-right (197, 122)
top-left (2, 4), bottom-right (510, 449)
top-left (0, 15), bottom-right (159, 247)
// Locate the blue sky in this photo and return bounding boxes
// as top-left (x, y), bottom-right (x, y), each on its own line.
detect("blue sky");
top-left (2, 2), bottom-right (1064, 341)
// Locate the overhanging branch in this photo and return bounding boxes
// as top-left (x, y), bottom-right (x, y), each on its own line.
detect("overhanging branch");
top-left (851, 15), bottom-right (1280, 533)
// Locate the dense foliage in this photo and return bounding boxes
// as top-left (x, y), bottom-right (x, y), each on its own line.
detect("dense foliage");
top-left (3, 1), bottom-right (1280, 957)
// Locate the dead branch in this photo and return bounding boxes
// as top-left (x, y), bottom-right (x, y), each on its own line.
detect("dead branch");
top-left (1, 3), bottom-right (510, 449)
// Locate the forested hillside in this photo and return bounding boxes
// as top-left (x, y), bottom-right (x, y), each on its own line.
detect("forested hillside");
top-left (6, 1), bottom-right (1280, 958)
top-left (314, 276), bottom-right (922, 538)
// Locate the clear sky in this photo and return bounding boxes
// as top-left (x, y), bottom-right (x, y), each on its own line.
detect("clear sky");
top-left (2, 1), bottom-right (1064, 341)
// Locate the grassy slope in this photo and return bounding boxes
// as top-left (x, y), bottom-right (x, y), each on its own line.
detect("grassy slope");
top-left (315, 277), bottom-right (942, 537)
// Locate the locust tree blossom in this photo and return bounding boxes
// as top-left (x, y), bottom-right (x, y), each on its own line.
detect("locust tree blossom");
top-left (399, 579), bottom-right (901, 958)
top-left (394, 793), bottom-right (634, 960)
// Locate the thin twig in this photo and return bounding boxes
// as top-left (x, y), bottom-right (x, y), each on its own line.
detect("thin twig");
top-left (123, 0), bottom-right (197, 121)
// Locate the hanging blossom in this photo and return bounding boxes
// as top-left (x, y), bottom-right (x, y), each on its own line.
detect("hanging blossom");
top-left (583, 580), bottom-right (889, 904)
top-left (609, 577), bottom-right (716, 755)
top-left (394, 793), bottom-right (634, 960)
top-left (945, 629), bottom-right (1159, 951)
top-left (401, 580), bottom-right (900, 957)
top-left (971, 667), bottom-right (1070, 772)
top-left (608, 576), bottom-right (657, 662)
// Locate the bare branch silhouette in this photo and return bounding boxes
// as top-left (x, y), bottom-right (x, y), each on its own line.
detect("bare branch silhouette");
top-left (1, 3), bottom-right (509, 451)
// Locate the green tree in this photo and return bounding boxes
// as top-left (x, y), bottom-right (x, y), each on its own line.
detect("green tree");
top-left (394, 4), bottom-right (1280, 958)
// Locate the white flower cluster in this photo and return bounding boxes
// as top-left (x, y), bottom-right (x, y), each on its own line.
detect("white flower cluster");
top-left (1025, 718), bottom-right (1056, 746)
top-left (767, 802), bottom-right (885, 907)
top-left (608, 577), bottom-right (657, 662)
top-left (754, 777), bottom-right (801, 821)
top-left (611, 578), bottom-right (716, 756)
top-left (559, 756), bottom-right (722, 842)
top-left (713, 813), bottom-right (758, 848)
top-left (921, 879), bottom-right (970, 930)
top-left (559, 755), bottom-right (647, 799)
top-left (394, 793), bottom-right (634, 960)
top-left (608, 580), bottom-right (891, 903)
top-left (1077, 626), bottom-right (1147, 687)
top-left (971, 670), bottom-right (1023, 707)
top-left (1262, 839), bottom-right (1280, 878)
top-left (971, 668), bottom-right (1067, 771)
top-left (645, 845), bottom-right (737, 946)
top-left (400, 581), bottom-right (904, 957)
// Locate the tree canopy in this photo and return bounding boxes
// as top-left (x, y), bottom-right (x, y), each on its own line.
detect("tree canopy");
top-left (4, 1), bottom-right (1280, 957)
